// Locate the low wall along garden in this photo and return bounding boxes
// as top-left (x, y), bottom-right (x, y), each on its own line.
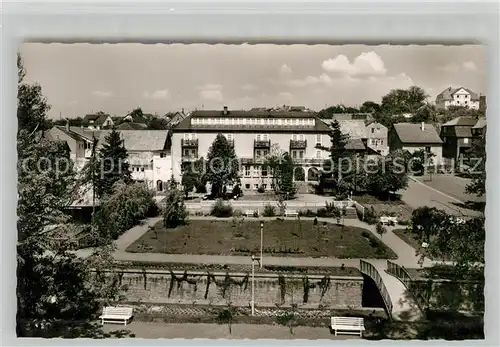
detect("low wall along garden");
top-left (111, 268), bottom-right (364, 309)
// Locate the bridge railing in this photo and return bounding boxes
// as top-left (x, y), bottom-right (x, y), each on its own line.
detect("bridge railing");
top-left (360, 260), bottom-right (393, 318)
top-left (386, 260), bottom-right (427, 311)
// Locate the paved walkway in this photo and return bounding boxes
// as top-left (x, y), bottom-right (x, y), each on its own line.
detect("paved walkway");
top-left (102, 322), bottom-right (360, 340)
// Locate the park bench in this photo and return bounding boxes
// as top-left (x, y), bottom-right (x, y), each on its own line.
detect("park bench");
top-left (379, 216), bottom-right (398, 225)
top-left (284, 209), bottom-right (298, 218)
top-left (330, 316), bottom-right (365, 337)
top-left (246, 210), bottom-right (258, 217)
top-left (99, 306), bottom-right (133, 326)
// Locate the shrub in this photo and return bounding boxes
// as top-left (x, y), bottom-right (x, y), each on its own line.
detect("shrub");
top-left (233, 209), bottom-right (243, 217)
top-left (398, 219), bottom-right (411, 226)
top-left (263, 204), bottom-right (276, 217)
top-left (298, 209), bottom-right (316, 217)
top-left (210, 199), bottom-right (233, 217)
top-left (364, 206), bottom-right (378, 225)
top-left (257, 185), bottom-right (266, 193)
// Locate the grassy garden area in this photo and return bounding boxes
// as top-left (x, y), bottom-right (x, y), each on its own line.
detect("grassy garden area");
top-left (126, 219), bottom-right (397, 259)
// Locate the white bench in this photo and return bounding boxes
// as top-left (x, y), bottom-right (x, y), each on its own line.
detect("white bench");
top-left (284, 209), bottom-right (298, 218)
top-left (330, 316), bottom-right (365, 337)
top-left (99, 306), bottom-right (133, 326)
top-left (379, 216), bottom-right (398, 225)
top-left (246, 210), bottom-right (258, 217)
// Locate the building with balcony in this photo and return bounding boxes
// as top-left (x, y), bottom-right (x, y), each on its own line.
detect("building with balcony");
top-left (435, 87), bottom-right (481, 110)
top-left (170, 106), bottom-right (332, 191)
top-left (441, 116), bottom-right (486, 162)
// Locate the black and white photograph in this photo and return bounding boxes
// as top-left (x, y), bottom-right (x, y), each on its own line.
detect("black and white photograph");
top-left (16, 42), bottom-right (486, 340)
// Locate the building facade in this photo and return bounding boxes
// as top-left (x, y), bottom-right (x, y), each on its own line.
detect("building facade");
top-left (435, 87), bottom-right (481, 110)
top-left (170, 107), bottom-right (332, 191)
top-left (389, 122), bottom-right (443, 165)
top-left (46, 126), bottom-right (172, 192)
top-left (366, 121), bottom-right (389, 156)
top-left (440, 116), bottom-right (478, 161)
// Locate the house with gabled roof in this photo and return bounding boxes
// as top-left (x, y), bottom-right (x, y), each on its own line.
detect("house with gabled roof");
top-left (389, 122), bottom-right (443, 165)
top-left (83, 113), bottom-right (114, 129)
top-left (440, 116), bottom-right (479, 161)
top-left (436, 87), bottom-right (480, 110)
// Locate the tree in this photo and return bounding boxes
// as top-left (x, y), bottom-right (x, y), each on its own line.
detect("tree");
top-left (93, 128), bottom-right (132, 198)
top-left (266, 148), bottom-right (296, 200)
top-left (17, 54), bottom-right (51, 134)
top-left (316, 105), bottom-right (360, 118)
top-left (16, 60), bottom-right (126, 337)
top-left (365, 150), bottom-right (409, 199)
top-left (205, 134), bottom-right (239, 198)
top-left (94, 182), bottom-right (157, 240)
top-left (360, 101), bottom-right (381, 114)
top-left (381, 86), bottom-right (428, 115)
top-left (163, 180), bottom-right (189, 228)
top-left (375, 222), bottom-right (387, 239)
top-left (409, 149), bottom-right (436, 176)
top-left (181, 158), bottom-right (205, 198)
top-left (410, 104), bottom-right (438, 124)
top-left (465, 133), bottom-right (486, 197)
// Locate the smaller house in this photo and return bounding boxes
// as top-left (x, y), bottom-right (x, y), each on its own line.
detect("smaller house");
top-left (440, 116), bottom-right (478, 161)
top-left (166, 110), bottom-right (187, 126)
top-left (366, 121), bottom-right (389, 155)
top-left (83, 113), bottom-right (114, 129)
top-left (435, 87), bottom-right (480, 110)
top-left (389, 122), bottom-right (443, 165)
top-left (471, 117), bottom-right (486, 138)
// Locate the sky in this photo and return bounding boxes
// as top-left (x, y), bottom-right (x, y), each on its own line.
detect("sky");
top-left (20, 43), bottom-right (486, 119)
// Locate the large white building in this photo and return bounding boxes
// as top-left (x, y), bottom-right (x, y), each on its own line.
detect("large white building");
top-left (435, 87), bottom-right (480, 110)
top-left (170, 107), bottom-right (333, 191)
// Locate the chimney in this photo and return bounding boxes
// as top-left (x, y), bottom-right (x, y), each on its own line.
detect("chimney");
top-left (421, 122), bottom-right (425, 131)
top-left (223, 106), bottom-right (228, 115)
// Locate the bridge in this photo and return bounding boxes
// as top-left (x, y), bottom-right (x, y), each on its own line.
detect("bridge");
top-left (360, 259), bottom-right (423, 321)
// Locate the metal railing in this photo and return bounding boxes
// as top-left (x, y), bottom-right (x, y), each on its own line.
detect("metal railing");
top-left (289, 139), bottom-right (307, 149)
top-left (254, 139), bottom-right (271, 148)
top-left (386, 260), bottom-right (430, 312)
top-left (360, 260), bottom-right (393, 318)
top-left (181, 139), bottom-right (199, 147)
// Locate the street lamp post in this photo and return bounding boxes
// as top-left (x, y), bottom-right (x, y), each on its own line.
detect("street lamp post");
top-left (251, 254), bottom-right (260, 316)
top-left (260, 221), bottom-right (264, 268)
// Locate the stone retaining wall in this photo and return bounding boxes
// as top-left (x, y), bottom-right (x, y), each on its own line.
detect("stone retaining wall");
top-left (113, 269), bottom-right (364, 309)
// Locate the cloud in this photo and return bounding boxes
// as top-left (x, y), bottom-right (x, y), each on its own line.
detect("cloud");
top-left (142, 89), bottom-right (170, 100)
top-left (287, 73), bottom-right (333, 87)
top-left (280, 64), bottom-right (292, 75)
top-left (200, 89), bottom-right (223, 102)
top-left (198, 83), bottom-right (222, 90)
top-left (240, 83), bottom-right (258, 91)
top-left (278, 92), bottom-right (293, 100)
top-left (321, 52), bottom-right (387, 77)
top-left (91, 90), bottom-right (113, 97)
top-left (198, 83), bottom-right (223, 102)
top-left (463, 61), bottom-right (477, 70)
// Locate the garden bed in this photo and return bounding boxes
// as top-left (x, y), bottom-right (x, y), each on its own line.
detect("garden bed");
top-left (113, 261), bottom-right (362, 277)
top-left (126, 219), bottom-right (397, 259)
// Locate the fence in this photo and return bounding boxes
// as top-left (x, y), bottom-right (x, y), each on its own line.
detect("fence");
top-left (359, 260), bottom-right (393, 319)
top-left (386, 260), bottom-right (428, 311)
top-left (184, 200), bottom-right (356, 210)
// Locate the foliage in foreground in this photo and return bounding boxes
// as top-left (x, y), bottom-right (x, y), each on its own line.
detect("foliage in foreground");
top-left (95, 181), bottom-right (157, 240)
top-left (163, 178), bottom-right (189, 228)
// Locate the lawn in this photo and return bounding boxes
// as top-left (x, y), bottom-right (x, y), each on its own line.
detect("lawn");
top-left (126, 219), bottom-right (397, 259)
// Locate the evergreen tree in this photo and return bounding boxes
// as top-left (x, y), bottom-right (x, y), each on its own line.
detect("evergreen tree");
top-left (181, 157), bottom-right (205, 198)
top-left (16, 57), bottom-right (124, 337)
top-left (205, 134), bottom-right (239, 198)
top-left (163, 179), bottom-right (189, 228)
top-left (94, 128), bottom-right (132, 198)
top-left (267, 150), bottom-right (296, 200)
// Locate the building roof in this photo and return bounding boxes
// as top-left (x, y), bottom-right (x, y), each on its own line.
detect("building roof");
top-left (393, 123), bottom-right (443, 144)
top-left (338, 120), bottom-right (367, 139)
top-left (173, 110), bottom-right (331, 133)
top-left (97, 130), bottom-right (169, 151)
top-left (50, 126), bottom-right (99, 142)
top-left (331, 113), bottom-right (373, 122)
top-left (436, 87), bottom-right (480, 101)
top-left (116, 122), bottom-right (148, 130)
top-left (442, 116), bottom-right (478, 127)
top-left (472, 117), bottom-right (486, 129)
top-left (345, 138), bottom-right (367, 151)
top-left (84, 113), bottom-right (110, 124)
